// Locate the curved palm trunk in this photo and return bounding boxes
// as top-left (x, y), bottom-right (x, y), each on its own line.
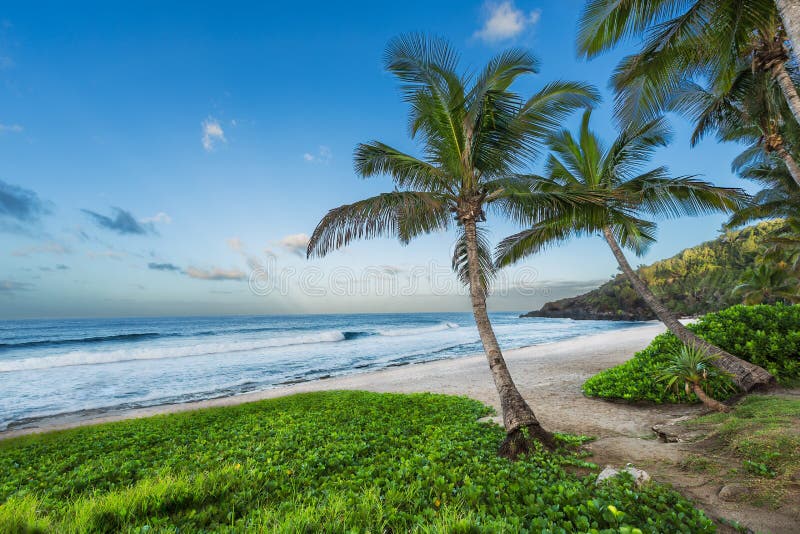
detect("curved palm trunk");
top-left (691, 383), bottom-right (730, 413)
top-left (463, 217), bottom-right (555, 456)
top-left (774, 142), bottom-right (800, 187)
top-left (776, 0), bottom-right (800, 63)
top-left (601, 227), bottom-right (775, 392)
top-left (774, 63), bottom-right (800, 128)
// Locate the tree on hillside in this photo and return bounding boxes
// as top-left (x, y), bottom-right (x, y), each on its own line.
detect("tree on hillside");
top-left (306, 34), bottom-right (601, 456)
top-left (727, 149), bottom-right (800, 277)
top-left (577, 0), bottom-right (800, 127)
top-left (495, 110), bottom-right (776, 391)
top-left (734, 262), bottom-right (800, 303)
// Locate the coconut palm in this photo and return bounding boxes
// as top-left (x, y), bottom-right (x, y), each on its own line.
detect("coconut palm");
top-left (577, 0), bottom-right (800, 127)
top-left (734, 263), bottom-right (800, 303)
top-left (727, 157), bottom-right (800, 227)
top-left (670, 64), bottom-right (800, 187)
top-left (658, 343), bottom-right (732, 412)
top-left (306, 34), bottom-right (602, 456)
top-left (495, 110), bottom-right (776, 391)
top-left (776, 0), bottom-right (800, 62)
top-left (727, 158), bottom-right (800, 277)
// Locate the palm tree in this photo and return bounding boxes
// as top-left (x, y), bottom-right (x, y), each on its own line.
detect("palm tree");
top-left (776, 0), bottom-right (800, 62)
top-left (727, 158), bottom-right (800, 227)
top-left (306, 35), bottom-right (601, 456)
top-left (734, 263), bottom-right (799, 303)
top-left (577, 0), bottom-right (800, 127)
top-left (658, 343), bottom-right (732, 412)
top-left (670, 64), bottom-right (800, 187)
top-left (495, 110), bottom-right (776, 391)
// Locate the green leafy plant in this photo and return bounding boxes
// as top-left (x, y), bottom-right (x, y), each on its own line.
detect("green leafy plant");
top-left (584, 304), bottom-right (800, 403)
top-left (0, 391), bottom-right (715, 532)
top-left (658, 344), bottom-right (733, 412)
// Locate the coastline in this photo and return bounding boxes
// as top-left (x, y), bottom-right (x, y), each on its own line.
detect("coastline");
top-left (0, 322), bottom-right (668, 441)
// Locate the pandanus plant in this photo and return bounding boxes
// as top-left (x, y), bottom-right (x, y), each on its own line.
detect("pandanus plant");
top-left (306, 34), bottom-right (602, 456)
top-left (659, 343), bottom-right (732, 412)
top-left (495, 109), bottom-right (776, 392)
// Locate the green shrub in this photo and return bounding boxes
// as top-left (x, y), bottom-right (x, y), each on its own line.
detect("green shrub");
top-left (583, 304), bottom-right (800, 403)
top-left (0, 391), bottom-right (714, 532)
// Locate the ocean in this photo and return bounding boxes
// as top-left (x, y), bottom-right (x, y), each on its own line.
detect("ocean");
top-left (0, 312), bottom-right (646, 430)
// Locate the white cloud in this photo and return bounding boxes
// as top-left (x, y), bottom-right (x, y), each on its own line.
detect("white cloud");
top-left (474, 1), bottom-right (541, 42)
top-left (278, 233), bottom-right (310, 256)
top-left (201, 117), bottom-right (226, 152)
top-left (302, 145), bottom-right (332, 164)
top-left (11, 242), bottom-right (70, 257)
top-left (86, 250), bottom-right (125, 260)
top-left (141, 212), bottom-right (172, 224)
top-left (184, 266), bottom-right (246, 281)
top-left (0, 123), bottom-right (22, 133)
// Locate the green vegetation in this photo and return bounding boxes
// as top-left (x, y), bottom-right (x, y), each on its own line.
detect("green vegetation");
top-left (0, 391), bottom-right (715, 532)
top-left (583, 304), bottom-right (800, 403)
top-left (658, 344), bottom-right (734, 412)
top-left (530, 221), bottom-right (787, 320)
top-left (683, 396), bottom-right (800, 507)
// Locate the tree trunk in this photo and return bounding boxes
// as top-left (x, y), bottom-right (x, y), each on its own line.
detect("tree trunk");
top-left (463, 217), bottom-right (555, 457)
top-left (776, 0), bottom-right (800, 63)
top-left (691, 383), bottom-right (731, 413)
top-left (774, 63), bottom-right (800, 128)
top-left (774, 143), bottom-right (800, 188)
top-left (601, 227), bottom-right (775, 392)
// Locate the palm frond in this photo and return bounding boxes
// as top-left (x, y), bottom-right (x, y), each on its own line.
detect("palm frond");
top-left (577, 0), bottom-right (690, 58)
top-left (617, 174), bottom-right (750, 218)
top-left (495, 217), bottom-right (594, 267)
top-left (452, 225), bottom-right (496, 293)
top-left (354, 141), bottom-right (454, 193)
top-left (307, 191), bottom-right (450, 258)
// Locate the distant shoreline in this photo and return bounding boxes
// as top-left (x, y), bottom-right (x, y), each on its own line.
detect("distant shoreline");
top-left (0, 322), bottom-right (664, 441)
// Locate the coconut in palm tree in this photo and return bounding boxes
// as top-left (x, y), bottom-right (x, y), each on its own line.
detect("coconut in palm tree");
top-left (495, 109), bottom-right (776, 391)
top-left (306, 34), bottom-right (601, 456)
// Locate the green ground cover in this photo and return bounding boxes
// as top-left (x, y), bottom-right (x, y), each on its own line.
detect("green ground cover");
top-left (0, 391), bottom-right (713, 533)
top-left (681, 395), bottom-right (800, 508)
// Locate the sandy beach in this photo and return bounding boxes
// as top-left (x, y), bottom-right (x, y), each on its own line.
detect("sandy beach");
top-left (2, 322), bottom-right (680, 441)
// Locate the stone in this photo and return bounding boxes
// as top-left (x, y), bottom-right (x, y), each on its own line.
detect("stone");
top-left (718, 484), bottom-right (749, 502)
top-left (596, 465), bottom-right (620, 483)
top-left (596, 464), bottom-right (651, 487)
top-left (652, 416), bottom-right (706, 443)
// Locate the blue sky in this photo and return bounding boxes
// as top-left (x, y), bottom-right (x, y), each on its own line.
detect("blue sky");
top-left (0, 1), bottom-right (750, 319)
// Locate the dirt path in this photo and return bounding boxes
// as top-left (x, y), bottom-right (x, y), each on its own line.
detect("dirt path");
top-left (3, 323), bottom-right (796, 532)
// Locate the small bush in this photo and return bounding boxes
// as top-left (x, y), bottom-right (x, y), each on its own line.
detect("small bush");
top-left (583, 304), bottom-right (800, 403)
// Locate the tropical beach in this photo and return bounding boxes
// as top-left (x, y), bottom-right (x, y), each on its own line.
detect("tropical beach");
top-left (3, 0), bottom-right (800, 532)
top-left (1, 322), bottom-right (665, 438)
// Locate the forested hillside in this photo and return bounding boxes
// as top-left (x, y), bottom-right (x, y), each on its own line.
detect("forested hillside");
top-left (523, 221), bottom-right (782, 320)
